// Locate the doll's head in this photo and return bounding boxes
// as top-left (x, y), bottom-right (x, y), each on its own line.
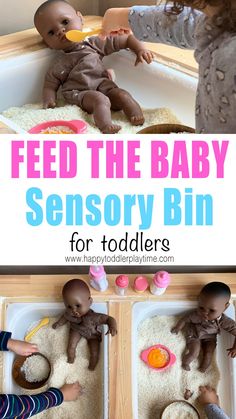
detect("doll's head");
top-left (34, 0), bottom-right (83, 50)
top-left (62, 278), bottom-right (93, 318)
top-left (197, 281), bottom-right (231, 321)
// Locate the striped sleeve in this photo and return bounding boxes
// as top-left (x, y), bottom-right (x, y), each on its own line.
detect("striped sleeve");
top-left (0, 331), bottom-right (12, 351)
top-left (0, 388), bottom-right (63, 418)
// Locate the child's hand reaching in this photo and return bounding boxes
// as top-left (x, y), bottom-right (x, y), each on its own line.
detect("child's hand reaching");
top-left (135, 50), bottom-right (154, 66)
top-left (198, 386), bottom-right (219, 406)
top-left (227, 346), bottom-right (236, 357)
top-left (7, 339), bottom-right (38, 356)
top-left (60, 382), bottom-right (83, 401)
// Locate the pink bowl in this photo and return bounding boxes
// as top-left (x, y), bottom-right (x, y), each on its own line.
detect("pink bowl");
top-left (141, 344), bottom-right (176, 371)
top-left (28, 120), bottom-right (87, 134)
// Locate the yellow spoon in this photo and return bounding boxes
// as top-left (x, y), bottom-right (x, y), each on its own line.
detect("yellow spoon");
top-left (25, 318), bottom-right (49, 342)
top-left (66, 28), bottom-right (101, 42)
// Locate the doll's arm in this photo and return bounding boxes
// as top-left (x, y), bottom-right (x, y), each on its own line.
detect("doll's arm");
top-left (52, 314), bottom-right (68, 330)
top-left (97, 314), bottom-right (117, 336)
top-left (43, 86), bottom-right (57, 109)
top-left (106, 316), bottom-right (117, 336)
top-left (220, 316), bottom-right (236, 357)
top-left (171, 316), bottom-right (187, 334)
top-left (126, 34), bottom-right (154, 66)
top-left (227, 336), bottom-right (236, 358)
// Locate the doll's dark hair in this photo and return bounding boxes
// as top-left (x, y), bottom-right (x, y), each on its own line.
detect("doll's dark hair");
top-left (34, 0), bottom-right (69, 23)
top-left (200, 281), bottom-right (231, 299)
top-left (165, 0), bottom-right (236, 32)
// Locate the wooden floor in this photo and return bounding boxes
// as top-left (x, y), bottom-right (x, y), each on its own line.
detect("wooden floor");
top-left (0, 272), bottom-right (236, 418)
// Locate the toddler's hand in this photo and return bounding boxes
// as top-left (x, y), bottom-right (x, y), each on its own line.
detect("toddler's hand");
top-left (227, 347), bottom-right (236, 358)
top-left (60, 382), bottom-right (83, 402)
top-left (7, 339), bottom-right (38, 356)
top-left (198, 386), bottom-right (219, 406)
top-left (100, 8), bottom-right (130, 40)
top-left (171, 326), bottom-right (179, 334)
top-left (135, 50), bottom-right (154, 66)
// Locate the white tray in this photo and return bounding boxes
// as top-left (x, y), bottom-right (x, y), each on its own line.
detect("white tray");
top-left (4, 301), bottom-right (108, 419)
top-left (132, 301), bottom-right (236, 419)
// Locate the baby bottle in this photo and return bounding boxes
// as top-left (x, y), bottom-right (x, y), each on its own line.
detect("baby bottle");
top-left (115, 275), bottom-right (129, 296)
top-left (89, 265), bottom-right (108, 292)
top-left (150, 271), bottom-right (170, 296)
top-left (133, 276), bottom-right (148, 293)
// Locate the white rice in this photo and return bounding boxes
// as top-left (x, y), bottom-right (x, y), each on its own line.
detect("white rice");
top-left (21, 355), bottom-right (50, 383)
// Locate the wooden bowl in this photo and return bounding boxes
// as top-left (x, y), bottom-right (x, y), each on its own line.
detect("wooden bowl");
top-left (12, 352), bottom-right (51, 390)
top-left (161, 400), bottom-right (200, 419)
top-left (137, 123), bottom-right (195, 134)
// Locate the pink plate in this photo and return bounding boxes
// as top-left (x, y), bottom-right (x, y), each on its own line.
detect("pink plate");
top-left (141, 344), bottom-right (176, 371)
top-left (28, 119), bottom-right (87, 134)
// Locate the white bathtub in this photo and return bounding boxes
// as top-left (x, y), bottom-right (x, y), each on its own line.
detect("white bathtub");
top-left (3, 301), bottom-right (108, 418)
top-left (0, 48), bottom-right (197, 127)
top-left (132, 301), bottom-right (236, 419)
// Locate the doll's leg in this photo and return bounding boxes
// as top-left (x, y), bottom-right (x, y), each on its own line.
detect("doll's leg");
top-left (67, 329), bottom-right (81, 364)
top-left (87, 339), bottom-right (100, 371)
top-left (107, 88), bottom-right (144, 126)
top-left (82, 91), bottom-right (121, 134)
top-left (199, 340), bottom-right (216, 372)
top-left (182, 340), bottom-right (201, 371)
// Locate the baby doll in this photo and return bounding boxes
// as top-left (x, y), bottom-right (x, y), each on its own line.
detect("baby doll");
top-left (52, 278), bottom-right (117, 370)
top-left (34, 0), bottom-right (153, 134)
top-left (171, 282), bottom-right (236, 372)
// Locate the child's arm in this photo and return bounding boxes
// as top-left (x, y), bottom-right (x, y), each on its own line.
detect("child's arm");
top-left (0, 331), bottom-right (38, 355)
top-left (0, 383), bottom-right (82, 419)
top-left (102, 6), bottom-right (201, 50)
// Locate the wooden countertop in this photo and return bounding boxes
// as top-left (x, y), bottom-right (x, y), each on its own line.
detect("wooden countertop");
top-left (0, 272), bottom-right (236, 300)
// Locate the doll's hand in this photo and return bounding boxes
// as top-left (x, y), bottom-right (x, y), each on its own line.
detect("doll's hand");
top-left (171, 326), bottom-right (180, 334)
top-left (135, 50), bottom-right (154, 66)
top-left (43, 98), bottom-right (56, 109)
top-left (106, 326), bottom-right (117, 337)
top-left (43, 87), bottom-right (57, 109)
top-left (52, 321), bottom-right (59, 329)
top-left (227, 347), bottom-right (236, 358)
top-left (7, 339), bottom-right (38, 356)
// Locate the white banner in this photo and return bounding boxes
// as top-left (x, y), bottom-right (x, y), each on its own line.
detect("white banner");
top-left (0, 134), bottom-right (235, 266)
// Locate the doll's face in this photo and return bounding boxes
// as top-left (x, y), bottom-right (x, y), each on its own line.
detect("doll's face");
top-left (35, 1), bottom-right (83, 50)
top-left (197, 292), bottom-right (229, 321)
top-left (63, 287), bottom-right (92, 318)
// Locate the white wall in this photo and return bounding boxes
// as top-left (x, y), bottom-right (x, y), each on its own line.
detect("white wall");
top-left (0, 0), bottom-right (99, 35)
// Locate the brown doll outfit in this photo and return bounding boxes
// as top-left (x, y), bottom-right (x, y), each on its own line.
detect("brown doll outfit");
top-left (44, 36), bottom-right (125, 109)
top-left (64, 309), bottom-right (109, 340)
top-left (182, 310), bottom-right (236, 343)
